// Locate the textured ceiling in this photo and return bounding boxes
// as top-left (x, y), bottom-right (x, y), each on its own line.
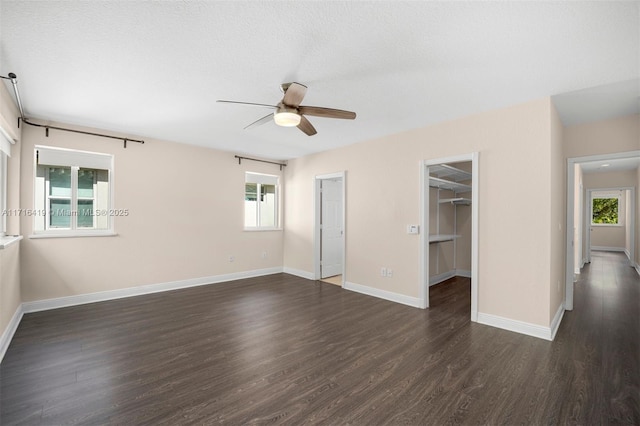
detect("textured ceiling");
top-left (0, 1), bottom-right (638, 160)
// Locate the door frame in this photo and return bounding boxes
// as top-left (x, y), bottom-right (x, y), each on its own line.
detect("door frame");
top-left (586, 187), bottom-right (634, 257)
top-left (314, 171), bottom-right (346, 285)
top-left (420, 152), bottom-right (479, 322)
top-left (565, 150), bottom-right (639, 310)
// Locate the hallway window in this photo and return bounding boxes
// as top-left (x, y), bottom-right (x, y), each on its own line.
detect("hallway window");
top-left (592, 195), bottom-right (619, 225)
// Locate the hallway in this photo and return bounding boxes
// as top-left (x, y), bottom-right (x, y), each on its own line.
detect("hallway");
top-left (556, 250), bottom-right (639, 423)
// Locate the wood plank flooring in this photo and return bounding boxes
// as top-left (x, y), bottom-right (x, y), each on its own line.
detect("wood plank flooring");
top-left (1, 251), bottom-right (638, 425)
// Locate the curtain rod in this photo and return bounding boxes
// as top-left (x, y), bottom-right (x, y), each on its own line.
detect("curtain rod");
top-left (1, 73), bottom-right (144, 148)
top-left (235, 155), bottom-right (286, 170)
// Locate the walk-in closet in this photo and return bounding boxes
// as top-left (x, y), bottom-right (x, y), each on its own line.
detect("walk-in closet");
top-left (428, 162), bottom-right (472, 288)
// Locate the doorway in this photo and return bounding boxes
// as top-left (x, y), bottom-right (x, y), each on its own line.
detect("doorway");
top-left (565, 150), bottom-right (639, 311)
top-left (314, 172), bottom-right (346, 286)
top-left (420, 153), bottom-right (479, 321)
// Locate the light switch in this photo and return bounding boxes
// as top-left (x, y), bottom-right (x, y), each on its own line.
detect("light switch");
top-left (407, 225), bottom-right (419, 234)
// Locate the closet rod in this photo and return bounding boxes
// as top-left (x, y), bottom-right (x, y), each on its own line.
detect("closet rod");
top-left (1, 72), bottom-right (144, 148)
top-left (235, 155), bottom-right (286, 170)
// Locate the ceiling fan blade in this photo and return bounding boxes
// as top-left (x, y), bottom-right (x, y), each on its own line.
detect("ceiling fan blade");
top-left (244, 113), bottom-right (273, 130)
top-left (298, 106), bottom-right (356, 120)
top-left (217, 100), bottom-right (277, 109)
top-left (282, 82), bottom-right (307, 107)
top-left (297, 115), bottom-right (317, 136)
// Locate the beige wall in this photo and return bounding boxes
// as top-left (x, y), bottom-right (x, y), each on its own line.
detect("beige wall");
top-left (549, 102), bottom-right (565, 323)
top-left (564, 114), bottom-right (639, 270)
top-left (0, 81), bottom-right (22, 341)
top-left (564, 114), bottom-right (639, 159)
top-left (590, 226), bottom-right (626, 249)
top-left (574, 164), bottom-right (584, 271)
top-left (285, 98), bottom-right (556, 327)
top-left (0, 243), bottom-right (21, 336)
top-left (19, 123), bottom-right (284, 302)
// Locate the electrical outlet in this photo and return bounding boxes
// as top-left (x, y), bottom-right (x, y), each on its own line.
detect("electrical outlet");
top-left (229, 255), bottom-right (235, 263)
top-left (380, 267), bottom-right (387, 277)
top-left (387, 269), bottom-right (393, 277)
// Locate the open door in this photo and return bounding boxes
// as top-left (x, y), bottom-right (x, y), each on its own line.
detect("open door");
top-left (315, 172), bottom-right (346, 284)
top-left (320, 178), bottom-right (343, 278)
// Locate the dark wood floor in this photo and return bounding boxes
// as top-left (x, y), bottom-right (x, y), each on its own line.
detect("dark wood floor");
top-left (1, 251), bottom-right (638, 425)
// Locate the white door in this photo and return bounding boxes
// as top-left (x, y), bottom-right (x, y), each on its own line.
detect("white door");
top-left (321, 178), bottom-right (343, 278)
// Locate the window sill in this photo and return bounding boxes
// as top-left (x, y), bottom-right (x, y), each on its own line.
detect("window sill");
top-left (591, 224), bottom-right (623, 227)
top-left (29, 231), bottom-right (118, 239)
top-left (243, 228), bottom-right (282, 232)
top-left (0, 235), bottom-right (23, 249)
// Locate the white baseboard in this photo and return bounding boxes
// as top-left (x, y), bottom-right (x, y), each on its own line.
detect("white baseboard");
top-left (22, 267), bottom-right (283, 313)
top-left (549, 303), bottom-right (565, 341)
top-left (429, 271), bottom-right (455, 286)
top-left (282, 267), bottom-right (314, 280)
top-left (477, 310), bottom-right (559, 341)
top-left (635, 264), bottom-right (640, 277)
top-left (624, 249), bottom-right (631, 260)
top-left (456, 269), bottom-right (472, 278)
top-left (344, 281), bottom-right (420, 308)
top-left (0, 305), bottom-right (23, 364)
top-left (591, 246), bottom-right (625, 252)
top-left (429, 269), bottom-right (471, 286)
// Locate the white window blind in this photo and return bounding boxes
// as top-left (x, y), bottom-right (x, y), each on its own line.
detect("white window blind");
top-left (37, 145), bottom-right (113, 170)
top-left (0, 126), bottom-right (14, 157)
top-left (246, 172), bottom-right (278, 185)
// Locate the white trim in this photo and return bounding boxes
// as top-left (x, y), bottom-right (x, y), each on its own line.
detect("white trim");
top-left (0, 235), bottom-right (22, 249)
top-left (429, 271), bottom-right (456, 286)
top-left (455, 269), bottom-right (472, 278)
top-left (344, 281), bottom-right (421, 308)
top-left (565, 151), bottom-right (639, 311)
top-left (0, 304), bottom-right (23, 364)
top-left (477, 311), bottom-right (555, 341)
top-left (624, 249), bottom-right (631, 260)
top-left (420, 152), bottom-right (478, 321)
top-left (30, 231), bottom-right (118, 239)
top-left (635, 264), bottom-right (640, 277)
top-left (283, 267), bottom-right (314, 280)
top-left (22, 267), bottom-right (282, 313)
top-left (591, 246), bottom-right (626, 252)
top-left (429, 269), bottom-right (472, 286)
top-left (549, 303), bottom-right (565, 341)
top-left (314, 171), bottom-right (346, 282)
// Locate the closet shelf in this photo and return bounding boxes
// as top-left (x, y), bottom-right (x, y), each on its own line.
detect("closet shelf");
top-left (428, 234), bottom-right (460, 243)
top-left (428, 164), bottom-right (471, 182)
top-left (439, 197), bottom-right (471, 206)
top-left (428, 176), bottom-right (472, 194)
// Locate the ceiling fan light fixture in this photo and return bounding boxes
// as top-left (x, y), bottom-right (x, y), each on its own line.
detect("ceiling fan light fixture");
top-left (274, 107), bottom-right (301, 127)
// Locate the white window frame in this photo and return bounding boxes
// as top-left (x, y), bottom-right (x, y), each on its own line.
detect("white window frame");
top-left (0, 125), bottom-right (14, 238)
top-left (244, 172), bottom-right (281, 231)
top-left (590, 190), bottom-right (623, 227)
top-left (32, 146), bottom-right (115, 238)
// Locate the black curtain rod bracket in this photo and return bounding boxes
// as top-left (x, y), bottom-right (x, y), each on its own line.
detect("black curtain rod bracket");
top-left (235, 155), bottom-right (286, 170)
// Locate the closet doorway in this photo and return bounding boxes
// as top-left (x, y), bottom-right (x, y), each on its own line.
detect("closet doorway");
top-left (314, 172), bottom-right (346, 286)
top-left (420, 153), bottom-right (479, 321)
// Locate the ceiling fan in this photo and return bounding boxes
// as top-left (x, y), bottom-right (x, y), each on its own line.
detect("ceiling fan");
top-left (217, 82), bottom-right (356, 136)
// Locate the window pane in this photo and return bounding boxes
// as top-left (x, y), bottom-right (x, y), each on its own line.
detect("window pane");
top-left (245, 183), bottom-right (257, 201)
top-left (592, 198), bottom-right (618, 224)
top-left (78, 168), bottom-right (95, 198)
top-left (259, 184), bottom-right (276, 227)
top-left (49, 199), bottom-right (71, 228)
top-left (49, 167), bottom-right (71, 197)
top-left (77, 199), bottom-right (94, 228)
